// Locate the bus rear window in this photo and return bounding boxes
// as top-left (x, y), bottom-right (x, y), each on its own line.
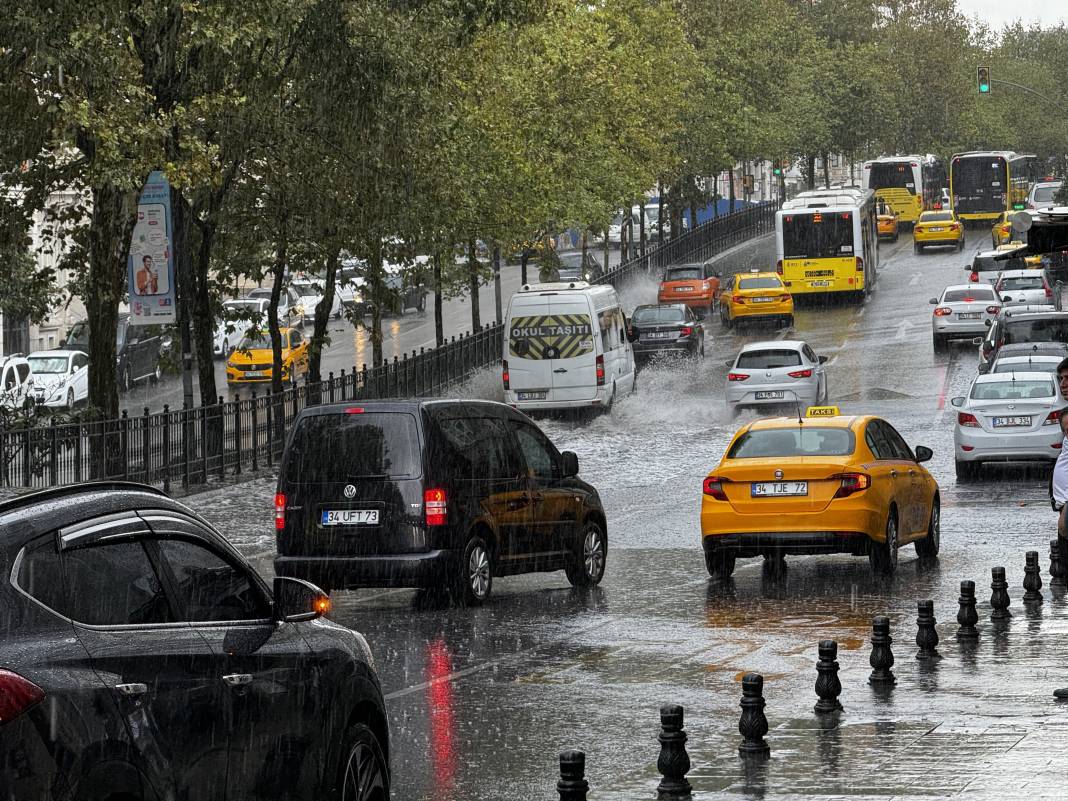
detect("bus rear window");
top-left (285, 412), bottom-right (420, 482)
top-left (782, 213), bottom-right (855, 259)
top-left (868, 163), bottom-right (916, 193)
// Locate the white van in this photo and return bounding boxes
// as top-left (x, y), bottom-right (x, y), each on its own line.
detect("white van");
top-left (503, 282), bottom-right (636, 412)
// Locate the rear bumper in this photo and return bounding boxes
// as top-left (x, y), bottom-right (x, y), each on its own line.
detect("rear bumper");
top-left (915, 238), bottom-right (960, 247)
top-left (703, 531), bottom-right (873, 557)
top-left (933, 321), bottom-right (988, 337)
top-left (633, 341), bottom-right (698, 357)
top-left (506, 387), bottom-right (609, 411)
top-left (657, 294), bottom-right (714, 309)
top-left (274, 550), bottom-right (453, 589)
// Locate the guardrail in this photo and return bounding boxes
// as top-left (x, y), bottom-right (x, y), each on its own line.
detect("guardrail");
top-left (0, 201), bottom-right (777, 493)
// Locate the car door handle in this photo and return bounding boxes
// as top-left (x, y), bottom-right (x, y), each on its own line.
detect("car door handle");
top-left (222, 673), bottom-right (254, 687)
top-left (115, 682), bottom-right (148, 696)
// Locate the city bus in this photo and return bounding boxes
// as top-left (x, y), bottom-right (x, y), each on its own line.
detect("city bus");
top-left (949, 151), bottom-right (1034, 223)
top-left (862, 154), bottom-right (947, 225)
top-left (775, 187), bottom-right (879, 301)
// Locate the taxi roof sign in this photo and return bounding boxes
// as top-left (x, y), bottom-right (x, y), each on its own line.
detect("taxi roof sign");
top-left (806, 406), bottom-right (840, 417)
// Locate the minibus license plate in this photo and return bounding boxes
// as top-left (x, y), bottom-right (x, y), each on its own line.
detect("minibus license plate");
top-left (751, 481), bottom-right (808, 497)
top-left (993, 416), bottom-right (1031, 427)
top-left (518, 391), bottom-right (547, 401)
top-left (321, 510), bottom-right (380, 526)
top-left (755, 391), bottom-right (784, 400)
top-left (810, 280), bottom-right (831, 287)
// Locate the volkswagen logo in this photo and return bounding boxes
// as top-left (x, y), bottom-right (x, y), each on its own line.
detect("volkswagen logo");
top-left (343, 484), bottom-right (357, 499)
top-left (774, 469), bottom-right (783, 479)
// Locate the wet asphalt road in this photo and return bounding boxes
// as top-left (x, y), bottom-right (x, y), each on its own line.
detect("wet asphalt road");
top-left (187, 229), bottom-right (1068, 799)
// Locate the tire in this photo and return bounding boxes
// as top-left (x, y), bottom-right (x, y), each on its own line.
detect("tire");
top-left (704, 548), bottom-right (736, 579)
top-left (955, 459), bottom-right (978, 482)
top-left (914, 243), bottom-right (923, 254)
top-left (783, 315), bottom-right (794, 328)
top-left (915, 497), bottom-right (940, 557)
top-left (722, 311), bottom-right (734, 330)
top-left (565, 520), bottom-right (607, 587)
top-left (452, 533), bottom-right (492, 606)
top-left (892, 233), bottom-right (899, 243)
top-left (932, 334), bottom-right (947, 353)
top-left (958, 238), bottom-right (965, 252)
top-left (869, 509), bottom-right (899, 576)
top-left (336, 722), bottom-right (390, 801)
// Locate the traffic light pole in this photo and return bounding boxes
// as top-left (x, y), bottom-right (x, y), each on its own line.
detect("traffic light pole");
top-left (987, 78), bottom-right (1068, 116)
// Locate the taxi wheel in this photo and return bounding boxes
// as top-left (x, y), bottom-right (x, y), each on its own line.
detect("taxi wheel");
top-left (704, 550), bottom-right (736, 579)
top-left (958, 238), bottom-right (965, 252)
top-left (916, 498), bottom-right (940, 558)
top-left (869, 510), bottom-right (899, 576)
top-left (914, 243), bottom-right (923, 255)
top-left (932, 334), bottom-right (947, 353)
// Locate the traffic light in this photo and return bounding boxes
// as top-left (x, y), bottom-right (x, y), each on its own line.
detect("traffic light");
top-left (742, 174), bottom-right (755, 192)
top-left (977, 66), bottom-right (991, 94)
top-left (772, 161), bottom-right (786, 177)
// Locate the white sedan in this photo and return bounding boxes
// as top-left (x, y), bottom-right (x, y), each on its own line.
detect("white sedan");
top-left (930, 284), bottom-right (1001, 352)
top-left (951, 371), bottom-right (1063, 481)
top-left (292, 277), bottom-right (341, 321)
top-left (27, 350), bottom-right (89, 409)
top-left (725, 340), bottom-right (828, 414)
top-left (994, 269), bottom-right (1060, 310)
top-left (215, 298), bottom-right (269, 358)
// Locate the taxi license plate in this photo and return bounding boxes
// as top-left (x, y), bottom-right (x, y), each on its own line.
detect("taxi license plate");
top-left (810, 280), bottom-right (831, 287)
top-left (751, 297), bottom-right (773, 303)
top-left (755, 391), bottom-right (785, 400)
top-left (518, 391), bottom-right (547, 401)
top-left (993, 416), bottom-right (1031, 427)
top-left (751, 481), bottom-right (808, 497)
top-left (644, 331), bottom-right (673, 339)
top-left (929, 226), bottom-right (944, 232)
top-left (321, 509), bottom-right (379, 526)
top-left (244, 370), bottom-right (266, 378)
top-left (957, 312), bottom-right (981, 319)
top-left (674, 286), bottom-right (694, 292)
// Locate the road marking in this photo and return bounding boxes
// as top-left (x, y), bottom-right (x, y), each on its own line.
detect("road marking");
top-left (936, 361), bottom-right (951, 410)
top-left (908, 272), bottom-right (922, 287)
top-left (894, 319), bottom-right (915, 341)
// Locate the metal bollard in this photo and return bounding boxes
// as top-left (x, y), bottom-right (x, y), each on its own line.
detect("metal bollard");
top-left (957, 581), bottom-right (979, 639)
top-left (915, 600), bottom-right (939, 659)
top-left (556, 750), bottom-right (588, 801)
top-left (990, 566), bottom-right (1012, 620)
top-left (738, 673), bottom-right (770, 757)
top-left (1050, 540), bottom-right (1067, 587)
top-left (814, 640), bottom-right (843, 714)
top-left (868, 616), bottom-right (896, 685)
top-left (1024, 551), bottom-right (1044, 604)
top-left (656, 704), bottom-right (692, 797)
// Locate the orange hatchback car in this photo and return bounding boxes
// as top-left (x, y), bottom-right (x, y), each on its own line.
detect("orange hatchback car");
top-left (657, 262), bottom-right (721, 319)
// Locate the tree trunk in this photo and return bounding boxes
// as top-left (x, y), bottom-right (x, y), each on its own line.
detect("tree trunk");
top-left (657, 181), bottom-right (665, 243)
top-left (433, 252), bottom-right (444, 347)
top-left (468, 238), bottom-right (480, 331)
top-left (806, 154), bottom-right (817, 190)
top-left (268, 206), bottom-right (288, 395)
top-left (712, 175), bottom-right (719, 217)
top-left (186, 195), bottom-right (218, 408)
top-left (368, 240), bottom-right (384, 368)
top-left (639, 203), bottom-right (646, 255)
top-left (580, 231), bottom-right (588, 274)
top-left (822, 151), bottom-right (831, 188)
top-left (520, 251), bottom-right (529, 286)
top-left (308, 248), bottom-right (340, 384)
top-left (602, 230), bottom-right (609, 274)
top-left (492, 243), bottom-right (502, 324)
top-left (728, 169), bottom-right (736, 214)
top-left (690, 200), bottom-right (698, 233)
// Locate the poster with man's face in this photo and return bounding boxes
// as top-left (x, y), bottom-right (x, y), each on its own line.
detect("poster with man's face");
top-left (131, 203), bottom-right (171, 296)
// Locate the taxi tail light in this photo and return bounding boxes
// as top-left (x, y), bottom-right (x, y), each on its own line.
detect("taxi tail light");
top-left (679, 326), bottom-right (693, 337)
top-left (732, 295), bottom-right (744, 304)
top-left (274, 493), bottom-right (286, 530)
top-left (780, 294), bottom-right (791, 302)
top-left (832, 473), bottom-right (870, 499)
top-left (727, 372), bottom-right (749, 381)
top-left (0, 670), bottom-right (45, 723)
top-left (502, 359), bottom-right (510, 390)
top-left (788, 368), bottom-right (813, 378)
top-left (702, 476), bottom-right (729, 501)
top-left (933, 307), bottom-right (952, 316)
top-left (1044, 410), bottom-right (1062, 426)
top-left (775, 260), bottom-right (784, 275)
top-left (969, 271), bottom-right (979, 283)
top-left (595, 354), bottom-right (605, 386)
top-left (424, 488), bottom-right (447, 526)
top-left (986, 305), bottom-right (1001, 315)
top-left (856, 257), bottom-right (864, 273)
top-left (957, 412), bottom-right (980, 428)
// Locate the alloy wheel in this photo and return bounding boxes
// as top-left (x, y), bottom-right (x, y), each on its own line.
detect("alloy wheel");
top-left (468, 545), bottom-right (491, 599)
top-left (341, 741), bottom-right (389, 801)
top-left (886, 515), bottom-right (899, 569)
top-left (583, 528), bottom-right (605, 580)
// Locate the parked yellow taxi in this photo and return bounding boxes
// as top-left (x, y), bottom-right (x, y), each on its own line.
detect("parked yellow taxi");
top-left (877, 212), bottom-right (899, 242)
top-left (226, 327), bottom-right (309, 386)
top-left (718, 270), bottom-right (793, 329)
top-left (913, 210), bottom-right (964, 253)
top-left (701, 407), bottom-right (939, 578)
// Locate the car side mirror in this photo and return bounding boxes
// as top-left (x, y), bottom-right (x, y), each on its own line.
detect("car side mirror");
top-left (273, 576), bottom-right (330, 623)
top-left (1001, 295), bottom-right (1012, 303)
top-left (985, 319), bottom-right (992, 327)
top-left (951, 397), bottom-right (964, 407)
top-left (724, 360), bottom-right (734, 369)
top-left (929, 298), bottom-right (938, 305)
top-left (914, 445), bottom-right (933, 463)
top-left (59, 338), bottom-right (66, 347)
top-left (972, 337), bottom-right (984, 346)
top-left (561, 451), bottom-right (579, 477)
top-left (818, 355), bottom-right (828, 364)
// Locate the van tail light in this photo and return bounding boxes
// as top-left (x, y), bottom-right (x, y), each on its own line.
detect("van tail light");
top-left (856, 257), bottom-right (864, 272)
top-left (1044, 410), bottom-right (1062, 426)
top-left (969, 271), bottom-right (979, 283)
top-left (502, 359), bottom-right (510, 390)
top-left (788, 368), bottom-right (813, 378)
top-left (933, 307), bottom-right (952, 316)
top-left (776, 260), bottom-right (783, 275)
top-left (0, 669), bottom-right (45, 723)
top-left (702, 476), bottom-right (729, 501)
top-left (957, 412), bottom-right (980, 428)
top-left (424, 488), bottom-right (447, 526)
top-left (274, 493), bottom-right (286, 531)
top-left (727, 372), bottom-right (749, 381)
top-left (595, 354), bottom-right (605, 386)
top-left (832, 473), bottom-right (870, 499)
top-left (986, 306), bottom-right (1001, 315)
top-left (679, 326), bottom-right (693, 337)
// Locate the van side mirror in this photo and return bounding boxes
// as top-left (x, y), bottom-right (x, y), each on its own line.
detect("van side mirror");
top-left (914, 445), bottom-right (933, 463)
top-left (561, 451), bottom-right (579, 477)
top-left (818, 355), bottom-right (828, 364)
top-left (950, 397), bottom-right (965, 408)
top-left (273, 576), bottom-right (330, 622)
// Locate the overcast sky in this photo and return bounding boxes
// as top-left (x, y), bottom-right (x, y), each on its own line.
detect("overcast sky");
top-left (956, 0), bottom-right (1067, 29)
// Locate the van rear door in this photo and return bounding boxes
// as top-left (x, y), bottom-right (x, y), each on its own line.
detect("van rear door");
top-left (507, 298), bottom-right (597, 402)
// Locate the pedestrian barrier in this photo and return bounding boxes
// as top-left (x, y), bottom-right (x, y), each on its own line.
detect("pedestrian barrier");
top-left (0, 202), bottom-right (777, 493)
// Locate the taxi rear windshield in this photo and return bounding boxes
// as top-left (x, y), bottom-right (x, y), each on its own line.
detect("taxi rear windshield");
top-left (944, 288), bottom-right (995, 302)
top-left (727, 428), bottom-right (855, 459)
top-left (921, 212), bottom-right (954, 222)
top-left (970, 380), bottom-right (1054, 400)
top-left (736, 349), bottom-right (802, 369)
top-left (285, 412), bottom-right (420, 482)
top-left (738, 277), bottom-right (782, 290)
top-left (782, 212), bottom-right (854, 259)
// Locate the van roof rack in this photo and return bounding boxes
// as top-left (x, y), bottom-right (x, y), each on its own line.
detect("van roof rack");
top-left (519, 281), bottom-right (592, 292)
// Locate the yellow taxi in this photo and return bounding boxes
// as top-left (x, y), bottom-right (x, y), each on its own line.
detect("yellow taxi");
top-left (913, 209), bottom-right (964, 253)
top-left (718, 270), bottom-right (793, 329)
top-left (226, 327), bottom-right (309, 386)
top-left (995, 241), bottom-right (1042, 268)
top-left (877, 212), bottom-right (899, 242)
top-left (701, 407), bottom-right (939, 578)
top-left (991, 212), bottom-right (1014, 249)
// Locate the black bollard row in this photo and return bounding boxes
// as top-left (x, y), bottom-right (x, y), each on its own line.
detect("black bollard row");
top-left (1051, 539), bottom-right (1067, 587)
top-left (915, 600), bottom-right (939, 659)
top-left (869, 615), bottom-right (896, 685)
top-left (557, 750), bottom-right (588, 801)
top-left (814, 640), bottom-right (843, 714)
top-left (656, 704), bottom-right (692, 798)
top-left (957, 580), bottom-right (979, 639)
top-left (1024, 551), bottom-right (1044, 604)
top-left (738, 673), bottom-right (770, 757)
top-left (990, 566), bottom-right (1012, 620)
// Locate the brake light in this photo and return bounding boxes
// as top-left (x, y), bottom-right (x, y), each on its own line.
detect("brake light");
top-left (933, 307), bottom-right (952, 316)
top-left (832, 473), bottom-right (870, 499)
top-left (0, 670), bottom-right (44, 723)
top-left (732, 295), bottom-right (744, 304)
top-left (776, 259), bottom-right (783, 275)
top-left (345, 407), bottom-right (364, 414)
top-left (969, 271), bottom-right (979, 282)
top-left (1045, 410), bottom-right (1062, 426)
top-left (727, 372), bottom-right (749, 381)
top-left (957, 412), bottom-right (980, 428)
top-left (1046, 286), bottom-right (1054, 298)
top-left (788, 368), bottom-right (813, 378)
top-left (679, 326), bottom-right (693, 337)
top-left (780, 294), bottom-right (791, 302)
top-left (986, 305), bottom-right (1000, 315)
top-left (595, 354), bottom-right (605, 386)
top-left (702, 476), bottom-right (729, 501)
top-left (274, 493), bottom-right (286, 530)
top-left (856, 257), bottom-right (864, 273)
top-left (502, 359), bottom-right (510, 390)
top-left (425, 488), bottom-right (447, 526)
top-left (949, 223), bottom-right (960, 231)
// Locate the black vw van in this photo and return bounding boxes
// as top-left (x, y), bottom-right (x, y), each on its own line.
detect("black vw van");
top-left (273, 400), bottom-right (607, 605)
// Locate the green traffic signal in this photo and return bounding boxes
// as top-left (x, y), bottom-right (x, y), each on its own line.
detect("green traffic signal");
top-left (977, 66), bottom-right (990, 94)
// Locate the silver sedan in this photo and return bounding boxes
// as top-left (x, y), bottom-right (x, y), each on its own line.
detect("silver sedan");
top-left (930, 284), bottom-right (1001, 351)
top-left (726, 340), bottom-right (828, 414)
